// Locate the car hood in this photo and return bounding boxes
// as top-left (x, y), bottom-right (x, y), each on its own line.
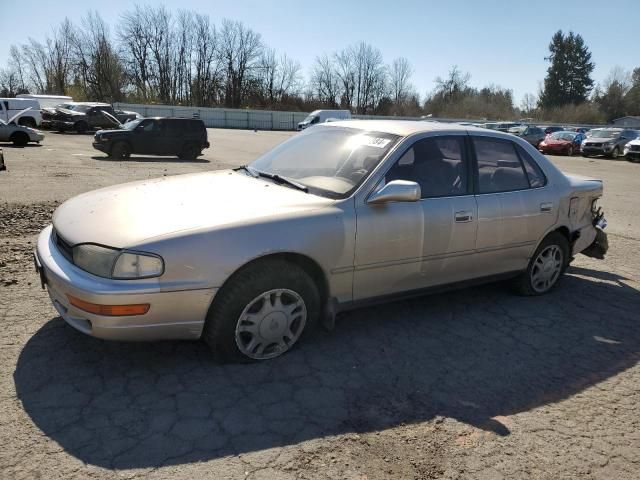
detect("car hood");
top-left (626, 139), bottom-right (640, 146)
top-left (55, 108), bottom-right (85, 118)
top-left (52, 170), bottom-right (335, 247)
top-left (544, 138), bottom-right (571, 145)
top-left (585, 137), bottom-right (615, 144)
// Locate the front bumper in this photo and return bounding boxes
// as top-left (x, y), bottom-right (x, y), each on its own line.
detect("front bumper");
top-left (35, 225), bottom-right (216, 341)
top-left (92, 142), bottom-right (109, 153)
top-left (582, 145), bottom-right (614, 155)
top-left (625, 151), bottom-right (640, 160)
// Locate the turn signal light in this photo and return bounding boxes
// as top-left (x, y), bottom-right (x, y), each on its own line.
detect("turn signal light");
top-left (67, 294), bottom-right (150, 316)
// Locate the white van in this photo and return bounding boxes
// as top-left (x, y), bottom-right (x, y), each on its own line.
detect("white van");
top-left (297, 110), bottom-right (351, 130)
top-left (17, 94), bottom-right (72, 110)
top-left (0, 98), bottom-right (41, 127)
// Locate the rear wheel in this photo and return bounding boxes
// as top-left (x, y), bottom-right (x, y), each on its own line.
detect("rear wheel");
top-left (110, 141), bottom-right (131, 159)
top-left (10, 132), bottom-right (29, 146)
top-left (202, 259), bottom-right (320, 362)
top-left (515, 232), bottom-right (569, 296)
top-left (179, 142), bottom-right (201, 160)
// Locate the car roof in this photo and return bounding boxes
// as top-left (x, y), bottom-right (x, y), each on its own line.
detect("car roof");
top-left (322, 119), bottom-right (490, 137)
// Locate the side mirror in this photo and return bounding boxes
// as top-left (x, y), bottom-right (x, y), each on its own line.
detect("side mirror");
top-left (368, 180), bottom-right (421, 204)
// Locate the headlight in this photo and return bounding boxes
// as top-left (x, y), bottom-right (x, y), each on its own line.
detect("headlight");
top-left (73, 244), bottom-right (120, 278)
top-left (112, 252), bottom-right (164, 279)
top-left (72, 244), bottom-right (164, 279)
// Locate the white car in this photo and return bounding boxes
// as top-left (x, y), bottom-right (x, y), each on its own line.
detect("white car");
top-left (0, 109), bottom-right (45, 146)
top-left (623, 138), bottom-right (640, 163)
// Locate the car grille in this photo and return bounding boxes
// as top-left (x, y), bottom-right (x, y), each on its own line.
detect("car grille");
top-left (584, 142), bottom-right (601, 147)
top-left (630, 145), bottom-right (640, 152)
top-left (52, 229), bottom-right (74, 263)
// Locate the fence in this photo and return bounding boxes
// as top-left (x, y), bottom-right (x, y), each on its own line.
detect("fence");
top-left (114, 103), bottom-right (309, 130)
top-left (114, 103), bottom-right (608, 131)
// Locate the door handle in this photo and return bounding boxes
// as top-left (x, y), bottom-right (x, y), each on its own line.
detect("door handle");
top-left (455, 211), bottom-right (473, 222)
top-left (540, 202), bottom-right (553, 212)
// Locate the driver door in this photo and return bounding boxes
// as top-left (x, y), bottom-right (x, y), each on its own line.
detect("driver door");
top-left (353, 134), bottom-right (478, 300)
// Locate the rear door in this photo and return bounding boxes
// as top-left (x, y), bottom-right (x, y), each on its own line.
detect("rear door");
top-left (472, 135), bottom-right (557, 275)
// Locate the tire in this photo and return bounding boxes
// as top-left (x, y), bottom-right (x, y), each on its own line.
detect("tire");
top-left (18, 117), bottom-right (36, 128)
top-left (75, 121), bottom-right (88, 134)
top-left (202, 259), bottom-right (321, 362)
top-left (10, 132), bottom-right (29, 147)
top-left (179, 143), bottom-right (201, 160)
top-left (110, 141), bottom-right (131, 159)
top-left (609, 147), bottom-right (619, 159)
top-left (514, 232), bottom-right (569, 296)
top-left (566, 145), bottom-right (573, 156)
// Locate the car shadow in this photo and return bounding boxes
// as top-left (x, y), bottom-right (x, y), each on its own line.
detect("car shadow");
top-left (91, 155), bottom-right (210, 164)
top-left (0, 143), bottom-right (43, 148)
top-left (14, 266), bottom-right (640, 469)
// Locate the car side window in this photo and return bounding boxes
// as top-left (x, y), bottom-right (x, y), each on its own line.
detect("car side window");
top-left (385, 136), bottom-right (468, 198)
top-left (515, 145), bottom-right (547, 188)
top-left (473, 137), bottom-right (529, 194)
top-left (140, 120), bottom-right (158, 132)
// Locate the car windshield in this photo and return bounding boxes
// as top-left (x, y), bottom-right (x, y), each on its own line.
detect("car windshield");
top-left (590, 130), bottom-right (620, 139)
top-left (122, 119), bottom-right (143, 130)
top-left (550, 132), bottom-right (576, 141)
top-left (248, 126), bottom-right (400, 198)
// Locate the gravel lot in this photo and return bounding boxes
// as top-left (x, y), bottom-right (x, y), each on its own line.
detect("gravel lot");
top-left (1, 130), bottom-right (639, 480)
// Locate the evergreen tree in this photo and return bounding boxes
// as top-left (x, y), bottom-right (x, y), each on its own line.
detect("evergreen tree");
top-left (539, 30), bottom-right (595, 108)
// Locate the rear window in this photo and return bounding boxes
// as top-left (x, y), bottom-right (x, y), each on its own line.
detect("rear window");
top-left (473, 137), bottom-right (529, 194)
top-left (516, 145), bottom-right (547, 188)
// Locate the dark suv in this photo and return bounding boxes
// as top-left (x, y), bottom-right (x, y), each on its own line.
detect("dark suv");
top-left (92, 118), bottom-right (210, 160)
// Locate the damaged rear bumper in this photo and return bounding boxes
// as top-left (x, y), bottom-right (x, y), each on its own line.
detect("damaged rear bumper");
top-left (581, 226), bottom-right (608, 260)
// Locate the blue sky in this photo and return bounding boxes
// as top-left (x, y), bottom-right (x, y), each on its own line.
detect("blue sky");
top-left (2, 0), bottom-right (637, 104)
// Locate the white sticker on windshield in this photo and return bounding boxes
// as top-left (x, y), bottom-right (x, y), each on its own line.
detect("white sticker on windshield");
top-left (347, 134), bottom-right (391, 150)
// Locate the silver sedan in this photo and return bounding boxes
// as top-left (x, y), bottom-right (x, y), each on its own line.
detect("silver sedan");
top-left (35, 121), bottom-right (608, 361)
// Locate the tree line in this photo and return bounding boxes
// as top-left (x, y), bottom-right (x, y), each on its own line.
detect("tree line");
top-left (0, 8), bottom-right (638, 124)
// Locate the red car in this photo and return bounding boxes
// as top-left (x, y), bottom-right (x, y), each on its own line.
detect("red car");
top-left (538, 131), bottom-right (585, 156)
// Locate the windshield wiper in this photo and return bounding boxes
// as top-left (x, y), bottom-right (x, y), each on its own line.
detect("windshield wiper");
top-left (253, 169), bottom-right (308, 192)
top-left (234, 165), bottom-right (258, 177)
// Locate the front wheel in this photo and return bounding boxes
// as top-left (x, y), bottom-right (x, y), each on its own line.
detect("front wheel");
top-left (110, 141), bottom-right (131, 159)
top-left (202, 259), bottom-right (320, 362)
top-left (515, 232), bottom-right (569, 296)
top-left (10, 132), bottom-right (29, 146)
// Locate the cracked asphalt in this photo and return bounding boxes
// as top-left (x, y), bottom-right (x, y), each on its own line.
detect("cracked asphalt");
top-left (1, 130), bottom-right (639, 479)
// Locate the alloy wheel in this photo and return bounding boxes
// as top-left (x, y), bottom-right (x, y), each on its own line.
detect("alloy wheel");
top-left (234, 289), bottom-right (307, 360)
top-left (530, 245), bottom-right (563, 293)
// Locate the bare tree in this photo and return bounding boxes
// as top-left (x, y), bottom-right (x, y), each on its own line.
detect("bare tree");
top-left (310, 53), bottom-right (339, 107)
top-left (434, 65), bottom-right (471, 101)
top-left (389, 57), bottom-right (413, 104)
top-left (146, 5), bottom-right (173, 104)
top-left (72, 11), bottom-right (125, 101)
top-left (218, 19), bottom-right (262, 108)
top-left (118, 5), bottom-right (154, 100)
top-left (520, 93), bottom-right (538, 115)
top-left (258, 49), bottom-right (302, 105)
top-left (192, 13), bottom-right (221, 107)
